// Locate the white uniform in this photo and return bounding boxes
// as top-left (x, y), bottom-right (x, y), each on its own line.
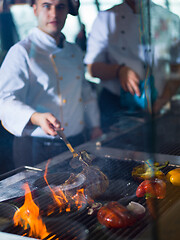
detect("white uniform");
top-left (84, 3), bottom-right (146, 96)
top-left (84, 2), bottom-right (180, 97)
top-left (0, 27), bottom-right (100, 138)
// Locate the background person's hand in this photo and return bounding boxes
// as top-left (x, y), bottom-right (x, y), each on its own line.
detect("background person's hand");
top-left (30, 112), bottom-right (62, 136)
top-left (118, 66), bottom-right (141, 97)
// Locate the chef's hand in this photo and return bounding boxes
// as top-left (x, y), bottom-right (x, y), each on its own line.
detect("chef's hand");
top-left (30, 112), bottom-right (63, 136)
top-left (90, 127), bottom-right (103, 140)
top-left (118, 66), bottom-right (141, 97)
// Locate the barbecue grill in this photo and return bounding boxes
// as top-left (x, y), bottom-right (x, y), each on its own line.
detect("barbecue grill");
top-left (0, 113), bottom-right (180, 240)
top-left (0, 142), bottom-right (180, 240)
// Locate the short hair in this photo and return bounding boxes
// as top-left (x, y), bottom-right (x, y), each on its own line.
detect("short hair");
top-left (30, 0), bottom-right (80, 16)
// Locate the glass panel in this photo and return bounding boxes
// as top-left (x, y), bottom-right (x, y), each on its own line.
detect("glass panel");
top-left (153, 0), bottom-right (180, 17)
top-left (150, 0), bottom-right (180, 107)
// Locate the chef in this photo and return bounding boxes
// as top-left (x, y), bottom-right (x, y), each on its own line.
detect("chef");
top-left (0, 0), bottom-right (102, 167)
top-left (84, 0), bottom-right (180, 129)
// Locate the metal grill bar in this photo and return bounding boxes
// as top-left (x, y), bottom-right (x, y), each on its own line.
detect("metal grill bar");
top-left (1, 152), bottom-right (180, 240)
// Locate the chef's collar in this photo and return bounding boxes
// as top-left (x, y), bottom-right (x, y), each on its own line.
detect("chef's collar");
top-left (57, 33), bottom-right (65, 48)
top-left (30, 28), bottom-right (66, 52)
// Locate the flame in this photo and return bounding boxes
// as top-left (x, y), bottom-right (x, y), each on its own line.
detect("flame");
top-left (13, 183), bottom-right (52, 239)
top-left (13, 159), bottom-right (89, 239)
top-left (72, 188), bottom-right (87, 210)
top-left (44, 160), bottom-right (87, 214)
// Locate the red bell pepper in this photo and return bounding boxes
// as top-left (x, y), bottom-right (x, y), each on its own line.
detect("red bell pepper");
top-left (136, 178), bottom-right (166, 199)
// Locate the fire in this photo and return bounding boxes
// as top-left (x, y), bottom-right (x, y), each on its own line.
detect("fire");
top-left (44, 160), bottom-right (87, 214)
top-left (13, 160), bottom-right (88, 239)
top-left (72, 188), bottom-right (87, 210)
top-left (13, 183), bottom-right (52, 239)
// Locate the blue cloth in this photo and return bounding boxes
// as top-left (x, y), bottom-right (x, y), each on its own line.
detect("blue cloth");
top-left (120, 76), bottom-right (158, 111)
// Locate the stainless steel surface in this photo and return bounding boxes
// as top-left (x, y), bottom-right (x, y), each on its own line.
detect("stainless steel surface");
top-left (0, 166), bottom-right (43, 181)
top-left (0, 232), bottom-right (35, 240)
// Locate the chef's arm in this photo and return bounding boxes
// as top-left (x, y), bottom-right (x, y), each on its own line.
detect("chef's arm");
top-left (30, 112), bottom-right (62, 136)
top-left (87, 62), bottom-right (141, 96)
top-left (87, 62), bottom-right (120, 80)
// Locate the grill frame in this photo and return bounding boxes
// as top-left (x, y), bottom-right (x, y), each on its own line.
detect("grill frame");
top-left (0, 142), bottom-right (180, 240)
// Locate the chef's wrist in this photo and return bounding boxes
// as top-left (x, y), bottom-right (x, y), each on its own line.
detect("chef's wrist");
top-left (116, 64), bottom-right (125, 78)
top-left (30, 112), bottom-right (40, 126)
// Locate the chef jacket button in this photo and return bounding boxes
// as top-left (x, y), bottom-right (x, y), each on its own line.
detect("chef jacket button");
top-left (63, 99), bottom-right (67, 104)
top-left (121, 15), bottom-right (125, 19)
top-left (79, 98), bottom-right (82, 102)
top-left (59, 76), bottom-right (63, 80)
top-left (121, 30), bottom-right (125, 34)
top-left (80, 121), bottom-right (84, 125)
top-left (122, 46), bottom-right (126, 50)
top-left (71, 54), bottom-right (75, 58)
top-left (65, 122), bottom-right (68, 126)
top-left (76, 76), bottom-right (80, 80)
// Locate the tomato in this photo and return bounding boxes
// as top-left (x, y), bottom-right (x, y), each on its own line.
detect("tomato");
top-left (136, 178), bottom-right (166, 199)
top-left (166, 168), bottom-right (180, 186)
top-left (97, 201), bottom-right (136, 229)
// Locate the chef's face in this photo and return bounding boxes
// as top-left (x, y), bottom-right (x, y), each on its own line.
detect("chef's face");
top-left (33, 0), bottom-right (68, 38)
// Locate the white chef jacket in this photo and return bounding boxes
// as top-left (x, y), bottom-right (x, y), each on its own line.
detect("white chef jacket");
top-left (84, 3), bottom-right (147, 96)
top-left (0, 28), bottom-right (100, 138)
top-left (84, 2), bottom-right (180, 97)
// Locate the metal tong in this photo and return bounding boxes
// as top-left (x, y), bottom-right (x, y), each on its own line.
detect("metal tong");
top-left (55, 128), bottom-right (78, 158)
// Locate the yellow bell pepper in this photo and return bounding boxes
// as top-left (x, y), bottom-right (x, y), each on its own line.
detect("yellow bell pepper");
top-left (132, 161), bottom-right (168, 181)
top-left (166, 168), bottom-right (180, 186)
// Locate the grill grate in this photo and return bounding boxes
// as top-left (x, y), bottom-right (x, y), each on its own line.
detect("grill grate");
top-left (1, 157), bottom-right (180, 240)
